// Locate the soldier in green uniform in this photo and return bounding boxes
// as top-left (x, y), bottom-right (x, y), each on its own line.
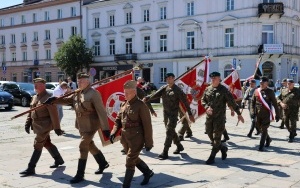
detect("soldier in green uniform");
top-left (277, 79), bottom-right (300, 142)
top-left (279, 78), bottom-right (287, 129)
top-left (144, 72), bottom-right (195, 160)
top-left (20, 78), bottom-right (64, 176)
top-left (110, 80), bottom-right (154, 188)
top-left (250, 76), bottom-right (280, 151)
top-left (177, 111), bottom-right (193, 141)
top-left (44, 72), bottom-right (111, 183)
top-left (201, 72), bottom-right (244, 165)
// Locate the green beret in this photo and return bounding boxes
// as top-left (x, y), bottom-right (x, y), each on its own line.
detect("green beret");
top-left (260, 76), bottom-right (269, 82)
top-left (33, 78), bottom-right (46, 84)
top-left (77, 72), bottom-right (89, 79)
top-left (124, 80), bottom-right (137, 89)
top-left (165, 72), bottom-right (175, 78)
top-left (209, 72), bottom-right (221, 77)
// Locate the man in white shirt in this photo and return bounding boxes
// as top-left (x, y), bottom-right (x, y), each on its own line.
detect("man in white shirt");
top-left (67, 77), bottom-right (77, 92)
top-left (53, 82), bottom-right (68, 122)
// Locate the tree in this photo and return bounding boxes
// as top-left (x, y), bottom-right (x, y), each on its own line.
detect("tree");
top-left (54, 35), bottom-right (94, 80)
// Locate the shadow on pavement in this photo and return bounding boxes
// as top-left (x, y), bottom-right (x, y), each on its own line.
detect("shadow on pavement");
top-left (62, 133), bottom-right (81, 139)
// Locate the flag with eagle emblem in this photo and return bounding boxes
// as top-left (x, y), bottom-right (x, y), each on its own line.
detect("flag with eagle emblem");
top-left (222, 70), bottom-right (243, 101)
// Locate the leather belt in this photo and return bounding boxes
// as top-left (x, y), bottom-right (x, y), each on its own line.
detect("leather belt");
top-left (124, 122), bottom-right (140, 128)
top-left (77, 111), bottom-right (97, 117)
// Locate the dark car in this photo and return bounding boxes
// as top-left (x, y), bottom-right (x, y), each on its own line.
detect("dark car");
top-left (0, 88), bottom-right (14, 110)
top-left (1, 82), bottom-right (36, 107)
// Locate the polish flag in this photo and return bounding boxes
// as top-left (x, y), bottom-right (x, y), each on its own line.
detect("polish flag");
top-left (222, 70), bottom-right (243, 100)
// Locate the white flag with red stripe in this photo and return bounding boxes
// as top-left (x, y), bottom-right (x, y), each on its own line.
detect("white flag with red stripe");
top-left (222, 70), bottom-right (243, 100)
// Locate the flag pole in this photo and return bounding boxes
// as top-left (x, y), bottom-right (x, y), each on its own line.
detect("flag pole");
top-left (11, 68), bottom-right (135, 120)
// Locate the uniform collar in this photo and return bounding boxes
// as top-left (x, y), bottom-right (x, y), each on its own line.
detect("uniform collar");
top-left (37, 89), bottom-right (47, 98)
top-left (80, 84), bottom-right (91, 93)
top-left (127, 96), bottom-right (138, 105)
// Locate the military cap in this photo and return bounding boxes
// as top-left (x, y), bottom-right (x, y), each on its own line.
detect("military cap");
top-left (287, 79), bottom-right (294, 83)
top-left (260, 76), bottom-right (269, 82)
top-left (33, 78), bottom-right (46, 84)
top-left (77, 72), bottom-right (89, 79)
top-left (165, 72), bottom-right (175, 78)
top-left (209, 72), bottom-right (221, 77)
top-left (124, 80), bottom-right (137, 89)
top-left (250, 79), bottom-right (256, 84)
top-left (282, 78), bottom-right (287, 83)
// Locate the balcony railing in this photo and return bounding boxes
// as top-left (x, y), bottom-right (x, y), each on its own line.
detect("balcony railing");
top-left (258, 3), bottom-right (284, 18)
top-left (114, 53), bottom-right (137, 61)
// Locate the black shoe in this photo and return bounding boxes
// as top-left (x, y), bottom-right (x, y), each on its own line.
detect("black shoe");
top-left (205, 157), bottom-right (215, 165)
top-left (254, 132), bottom-right (260, 135)
top-left (140, 171), bottom-right (154, 185)
top-left (95, 162), bottom-right (109, 174)
top-left (258, 147), bottom-right (265, 152)
top-left (288, 138), bottom-right (294, 143)
top-left (279, 125), bottom-right (284, 129)
top-left (184, 134), bottom-right (193, 138)
top-left (158, 152), bottom-right (168, 160)
top-left (221, 138), bottom-right (229, 143)
top-left (173, 144), bottom-right (184, 154)
top-left (247, 133), bottom-right (252, 138)
top-left (221, 146), bottom-right (228, 160)
top-left (265, 138), bottom-right (272, 147)
top-left (178, 135), bottom-right (184, 141)
top-left (19, 168), bottom-right (35, 176)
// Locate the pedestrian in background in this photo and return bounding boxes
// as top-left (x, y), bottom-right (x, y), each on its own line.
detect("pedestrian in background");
top-left (52, 81), bottom-right (68, 122)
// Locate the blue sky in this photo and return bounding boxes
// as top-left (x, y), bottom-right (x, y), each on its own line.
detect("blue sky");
top-left (0, 0), bottom-right (23, 9)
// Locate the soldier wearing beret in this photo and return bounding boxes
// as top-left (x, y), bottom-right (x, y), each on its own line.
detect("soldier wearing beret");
top-left (144, 72), bottom-right (195, 160)
top-left (277, 79), bottom-right (300, 142)
top-left (278, 78), bottom-right (288, 129)
top-left (201, 72), bottom-right (244, 165)
top-left (110, 80), bottom-right (154, 188)
top-left (20, 78), bottom-right (64, 176)
top-left (44, 72), bottom-right (111, 183)
top-left (242, 79), bottom-right (260, 137)
top-left (250, 76), bottom-right (280, 151)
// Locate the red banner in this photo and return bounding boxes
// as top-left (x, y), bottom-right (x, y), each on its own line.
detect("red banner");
top-left (175, 60), bottom-right (209, 120)
top-left (222, 70), bottom-right (243, 100)
top-left (94, 73), bottom-right (133, 146)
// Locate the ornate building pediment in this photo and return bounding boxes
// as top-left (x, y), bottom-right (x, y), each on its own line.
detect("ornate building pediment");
top-left (219, 15), bottom-right (238, 22)
top-left (123, 3), bottom-right (133, 9)
top-left (106, 30), bottom-right (117, 36)
top-left (121, 27), bottom-right (135, 33)
top-left (156, 23), bottom-right (169, 29)
top-left (91, 32), bottom-right (101, 38)
top-left (179, 19), bottom-right (202, 27)
top-left (139, 26), bottom-right (152, 31)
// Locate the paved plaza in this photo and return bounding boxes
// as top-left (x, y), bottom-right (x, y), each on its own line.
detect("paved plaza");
top-left (0, 105), bottom-right (299, 188)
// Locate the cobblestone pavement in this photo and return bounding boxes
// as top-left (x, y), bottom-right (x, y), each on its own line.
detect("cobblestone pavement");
top-left (0, 105), bottom-right (299, 188)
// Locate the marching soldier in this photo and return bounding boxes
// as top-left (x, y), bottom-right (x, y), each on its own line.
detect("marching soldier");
top-left (201, 72), bottom-right (244, 165)
top-left (110, 80), bottom-right (154, 188)
top-left (250, 76), bottom-right (280, 151)
top-left (279, 78), bottom-right (287, 129)
top-left (177, 110), bottom-right (193, 141)
top-left (277, 79), bottom-right (300, 142)
top-left (45, 72), bottom-right (111, 183)
top-left (20, 78), bottom-right (64, 176)
top-left (241, 79), bottom-right (260, 137)
top-left (144, 72), bottom-right (195, 160)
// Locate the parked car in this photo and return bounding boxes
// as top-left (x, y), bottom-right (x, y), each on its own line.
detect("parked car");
top-left (0, 82), bottom-right (36, 107)
top-left (0, 88), bottom-right (14, 110)
top-left (46, 82), bottom-right (59, 90)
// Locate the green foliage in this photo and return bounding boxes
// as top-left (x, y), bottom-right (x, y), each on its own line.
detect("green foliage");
top-left (54, 35), bottom-right (94, 79)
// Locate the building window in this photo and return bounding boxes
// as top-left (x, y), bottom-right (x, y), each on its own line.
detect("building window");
top-left (11, 73), bottom-right (17, 82)
top-left (45, 30), bottom-right (50, 40)
top-left (125, 38), bottom-right (132, 54)
top-left (94, 17), bottom-right (100, 28)
top-left (160, 67), bottom-right (167, 82)
top-left (22, 51), bottom-right (27, 61)
top-left (71, 7), bottom-right (76, 17)
top-left (144, 36), bottom-right (150, 53)
top-left (32, 13), bottom-right (37, 22)
top-left (11, 34), bottom-right (15, 44)
top-left (0, 35), bottom-right (5, 44)
top-left (109, 39), bottom-right (115, 55)
top-left (46, 49), bottom-right (51, 59)
top-left (71, 26), bottom-right (77, 36)
top-left (109, 15), bottom-right (115, 26)
top-left (225, 28), bottom-right (234, 47)
top-left (144, 9), bottom-right (150, 22)
top-left (57, 72), bottom-right (65, 81)
top-left (126, 12), bottom-right (132, 24)
top-left (33, 32), bottom-right (38, 41)
top-left (44, 11), bottom-right (50, 21)
top-left (94, 41), bottom-right (100, 56)
top-left (21, 33), bottom-right (27, 43)
top-left (0, 19), bottom-right (4, 27)
top-left (1, 53), bottom-right (5, 62)
top-left (187, 31), bottom-right (195, 50)
top-left (21, 15), bottom-right (26, 24)
top-left (160, 6), bottom-right (167, 20)
top-left (45, 72), bottom-right (52, 82)
top-left (292, 27), bottom-right (295, 46)
top-left (187, 2), bottom-right (194, 16)
top-left (262, 25), bottom-right (274, 44)
top-left (58, 28), bottom-right (63, 39)
top-left (226, 0), bottom-right (234, 11)
top-left (11, 52), bottom-right (16, 61)
top-left (57, 9), bottom-right (62, 19)
top-left (263, 0), bottom-right (275, 3)
top-left (33, 50), bottom-right (39, 60)
top-left (10, 17), bottom-right (14, 26)
top-left (160, 34), bottom-right (167, 52)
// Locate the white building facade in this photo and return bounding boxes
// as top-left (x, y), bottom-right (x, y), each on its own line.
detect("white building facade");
top-left (0, 0), bottom-right (83, 82)
top-left (83, 0), bottom-right (300, 88)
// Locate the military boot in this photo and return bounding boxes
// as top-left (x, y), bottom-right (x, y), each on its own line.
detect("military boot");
top-left (158, 147), bottom-right (169, 160)
top-left (258, 132), bottom-right (267, 151)
top-left (221, 129), bottom-right (230, 142)
top-left (93, 152), bottom-right (109, 174)
top-left (288, 131), bottom-right (294, 143)
top-left (221, 146), bottom-right (228, 160)
top-left (265, 135), bottom-right (272, 147)
top-left (206, 149), bottom-right (217, 165)
top-left (254, 126), bottom-right (260, 135)
top-left (70, 159), bottom-right (87, 184)
top-left (47, 145), bottom-right (64, 168)
top-left (178, 135), bottom-right (184, 141)
top-left (247, 122), bottom-right (255, 138)
top-left (136, 161), bottom-right (154, 185)
top-left (173, 143), bottom-right (184, 154)
top-left (279, 121), bottom-right (284, 129)
top-left (123, 169), bottom-right (135, 188)
top-left (185, 133), bottom-right (193, 138)
top-left (20, 149), bottom-right (42, 176)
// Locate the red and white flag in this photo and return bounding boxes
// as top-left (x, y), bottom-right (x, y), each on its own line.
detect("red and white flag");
top-left (222, 70), bottom-right (243, 100)
top-left (94, 72), bottom-right (133, 146)
top-left (175, 59), bottom-right (209, 120)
